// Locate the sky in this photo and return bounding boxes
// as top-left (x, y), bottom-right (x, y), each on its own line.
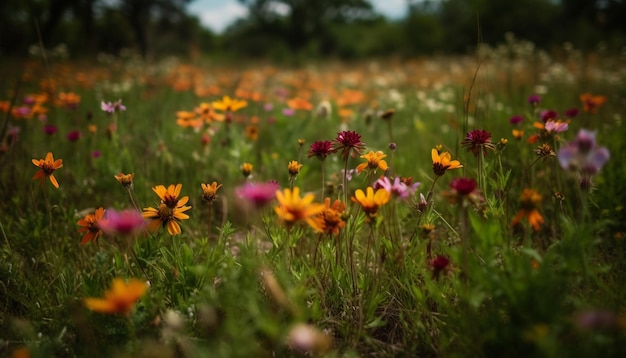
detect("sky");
top-left (187, 0), bottom-right (408, 34)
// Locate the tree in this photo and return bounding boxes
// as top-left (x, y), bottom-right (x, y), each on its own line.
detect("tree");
top-left (235, 0), bottom-right (374, 55)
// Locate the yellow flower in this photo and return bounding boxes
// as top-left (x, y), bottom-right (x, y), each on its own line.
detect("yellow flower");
top-left (274, 187), bottom-right (325, 231)
top-left (84, 278), bottom-right (147, 315)
top-left (201, 182), bottom-right (222, 203)
top-left (212, 95), bottom-right (248, 112)
top-left (143, 183), bottom-right (191, 235)
top-left (312, 198), bottom-right (346, 235)
top-left (142, 203), bottom-right (191, 235)
top-left (77, 207), bottom-right (106, 245)
top-left (152, 183), bottom-right (189, 208)
top-left (288, 160), bottom-right (303, 176)
top-left (32, 152), bottom-right (63, 188)
top-left (356, 151), bottom-right (388, 174)
top-left (114, 173), bottom-right (134, 188)
top-left (242, 163), bottom-right (253, 178)
top-left (431, 148), bottom-right (462, 176)
top-left (511, 188), bottom-right (544, 231)
top-left (195, 102), bottom-right (225, 123)
top-left (351, 187), bottom-right (391, 222)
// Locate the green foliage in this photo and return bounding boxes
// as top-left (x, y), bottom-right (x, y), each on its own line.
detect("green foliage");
top-left (1, 42), bottom-right (625, 356)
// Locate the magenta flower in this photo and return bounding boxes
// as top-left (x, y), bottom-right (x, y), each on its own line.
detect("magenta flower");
top-left (461, 129), bottom-right (495, 157)
top-left (509, 115), bottom-right (524, 125)
top-left (449, 177), bottom-right (477, 196)
top-left (540, 110), bottom-right (558, 122)
top-left (332, 130), bottom-right (365, 159)
top-left (101, 99), bottom-right (127, 113)
top-left (43, 125), bottom-right (58, 135)
top-left (236, 181), bottom-right (280, 208)
top-left (99, 209), bottom-right (146, 236)
top-left (527, 95), bottom-right (541, 105)
top-left (429, 255), bottom-right (450, 280)
top-left (564, 108), bottom-right (579, 118)
top-left (307, 140), bottom-right (333, 160)
top-left (374, 176), bottom-right (420, 200)
top-left (66, 130), bottom-right (81, 142)
top-left (263, 103), bottom-right (274, 111)
top-left (92, 150), bottom-right (101, 158)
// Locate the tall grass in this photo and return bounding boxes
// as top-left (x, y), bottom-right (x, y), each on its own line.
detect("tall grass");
top-left (1, 41), bottom-right (625, 357)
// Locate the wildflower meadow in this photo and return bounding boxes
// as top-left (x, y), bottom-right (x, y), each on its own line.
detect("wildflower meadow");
top-left (1, 39), bottom-right (626, 357)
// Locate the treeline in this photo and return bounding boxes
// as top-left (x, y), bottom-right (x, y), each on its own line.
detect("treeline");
top-left (2, 0), bottom-right (626, 60)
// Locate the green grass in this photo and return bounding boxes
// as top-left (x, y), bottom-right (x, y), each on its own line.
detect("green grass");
top-left (1, 44), bottom-right (625, 357)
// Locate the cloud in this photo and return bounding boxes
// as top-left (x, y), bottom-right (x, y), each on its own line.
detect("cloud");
top-left (190, 1), bottom-right (249, 33)
top-left (370, 0), bottom-right (407, 19)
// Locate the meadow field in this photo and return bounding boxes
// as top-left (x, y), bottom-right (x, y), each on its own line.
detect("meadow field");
top-left (1, 39), bottom-right (626, 357)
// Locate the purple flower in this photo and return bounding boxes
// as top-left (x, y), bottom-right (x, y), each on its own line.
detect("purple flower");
top-left (101, 99), bottom-right (127, 113)
top-left (374, 176), bottom-right (420, 200)
top-left (558, 129), bottom-right (610, 189)
top-left (23, 96), bottom-right (35, 105)
top-left (340, 169), bottom-right (356, 181)
top-left (43, 125), bottom-right (58, 135)
top-left (564, 108), bottom-right (579, 118)
top-left (236, 181), bottom-right (280, 208)
top-left (540, 110), bottom-right (558, 123)
top-left (263, 103), bottom-right (274, 111)
top-left (92, 150), bottom-right (101, 158)
top-left (66, 130), bottom-right (81, 142)
top-left (574, 309), bottom-right (617, 331)
top-left (509, 115), bottom-right (524, 125)
top-left (527, 95), bottom-right (541, 105)
top-left (99, 209), bottom-right (145, 237)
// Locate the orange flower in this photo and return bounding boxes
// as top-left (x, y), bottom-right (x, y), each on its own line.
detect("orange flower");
top-left (57, 92), bottom-right (81, 109)
top-left (431, 148), bottom-right (462, 176)
top-left (143, 184), bottom-right (192, 235)
top-left (152, 183), bottom-right (189, 208)
top-left (77, 207), bottom-right (106, 245)
top-left (114, 173), bottom-right (134, 188)
top-left (195, 102), bottom-right (224, 123)
top-left (142, 203), bottom-right (191, 236)
top-left (511, 188), bottom-right (544, 231)
top-left (241, 163), bottom-right (253, 178)
top-left (201, 182), bottom-right (222, 203)
top-left (212, 95), bottom-right (248, 112)
top-left (84, 278), bottom-right (147, 315)
top-left (288, 160), bottom-right (303, 176)
top-left (245, 125), bottom-right (259, 141)
top-left (32, 152), bottom-right (63, 188)
top-left (274, 187), bottom-right (325, 230)
top-left (312, 198), bottom-right (346, 235)
top-left (580, 93), bottom-right (606, 113)
top-left (351, 187), bottom-right (391, 222)
top-left (356, 151), bottom-right (388, 174)
top-left (287, 97), bottom-right (313, 111)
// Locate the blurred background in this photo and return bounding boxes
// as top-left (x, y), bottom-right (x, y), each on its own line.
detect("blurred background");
top-left (2, 0), bottom-right (626, 60)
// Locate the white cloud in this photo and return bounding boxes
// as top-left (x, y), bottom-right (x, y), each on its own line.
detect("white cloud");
top-left (189, 1), bottom-right (249, 33)
top-left (370, 0), bottom-right (407, 19)
top-left (188, 0), bottom-right (409, 33)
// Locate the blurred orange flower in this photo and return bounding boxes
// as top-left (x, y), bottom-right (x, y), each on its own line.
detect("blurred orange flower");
top-left (84, 278), bottom-right (147, 315)
top-left (32, 152), bottom-right (63, 188)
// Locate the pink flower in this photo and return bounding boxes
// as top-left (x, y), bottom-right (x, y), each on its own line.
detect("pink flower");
top-left (99, 209), bottom-right (145, 236)
top-left (544, 120), bottom-right (568, 133)
top-left (374, 176), bottom-right (420, 200)
top-left (236, 181), bottom-right (280, 208)
top-left (101, 99), bottom-right (127, 113)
